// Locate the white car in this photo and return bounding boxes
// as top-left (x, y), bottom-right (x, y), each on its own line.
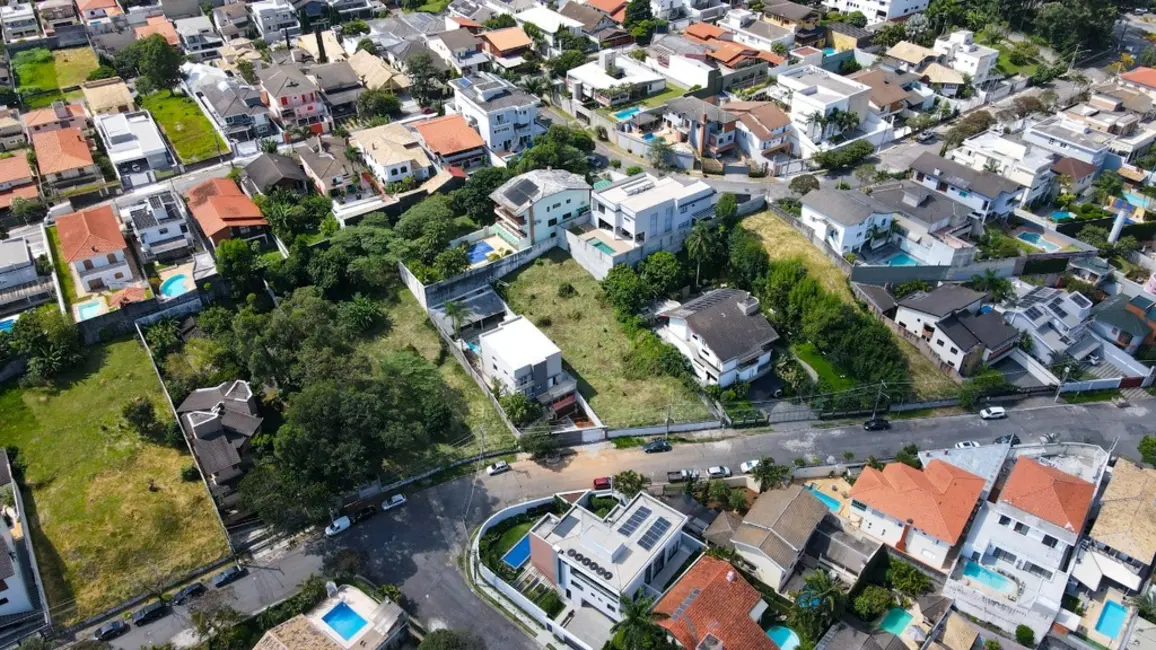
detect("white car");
top-left (382, 494), bottom-right (407, 511)
top-left (979, 406), bottom-right (1007, 420)
top-left (486, 461), bottom-right (510, 476)
top-left (707, 466), bottom-right (731, 478)
top-left (739, 460), bottom-right (760, 474)
top-left (955, 441), bottom-right (981, 449)
top-left (324, 516), bottom-right (351, 537)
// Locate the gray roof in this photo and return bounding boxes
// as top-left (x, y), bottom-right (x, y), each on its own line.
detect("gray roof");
top-left (431, 288), bottom-right (507, 332)
top-left (911, 152), bottom-right (1023, 199)
top-left (898, 284), bottom-right (984, 317)
top-left (743, 19), bottom-right (790, 40)
top-left (871, 180), bottom-right (973, 226)
top-left (390, 41), bottom-right (450, 72)
top-left (309, 61), bottom-right (361, 91)
top-left (648, 33), bottom-right (708, 58)
top-left (451, 73), bottom-right (538, 111)
top-left (741, 484), bottom-right (828, 558)
top-left (558, 2), bottom-right (607, 32)
top-left (491, 169), bottom-right (590, 212)
top-left (204, 84), bottom-right (266, 118)
top-left (298, 136), bottom-right (356, 191)
top-left (802, 188), bottom-right (894, 226)
top-left (0, 237), bottom-right (31, 269)
top-left (703, 510), bottom-right (743, 548)
top-left (819, 623), bottom-right (907, 650)
top-left (187, 430), bottom-right (244, 475)
top-left (938, 310), bottom-right (1019, 351)
top-left (764, 0), bottom-right (815, 21)
top-left (661, 289), bottom-right (779, 362)
top-left (1094, 295), bottom-right (1150, 339)
top-left (664, 96), bottom-right (736, 126)
top-left (806, 517), bottom-right (880, 578)
top-left (177, 380), bottom-right (258, 414)
top-left (917, 594), bottom-right (952, 624)
top-left (659, 493), bottom-right (720, 527)
top-left (827, 20), bottom-right (872, 39)
top-left (257, 65), bottom-right (319, 96)
top-left (1029, 116), bottom-right (1114, 150)
top-left (935, 312), bottom-right (980, 350)
top-left (852, 282), bottom-right (897, 313)
top-left (243, 153), bottom-right (307, 190)
top-left (434, 28), bottom-right (480, 50)
top-left (213, 3), bottom-right (247, 20)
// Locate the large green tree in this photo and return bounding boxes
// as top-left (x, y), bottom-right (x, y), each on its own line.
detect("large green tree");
top-left (623, 0), bottom-right (653, 28)
top-left (607, 593), bottom-right (673, 650)
top-left (515, 124), bottom-right (594, 175)
top-left (452, 166), bottom-right (512, 225)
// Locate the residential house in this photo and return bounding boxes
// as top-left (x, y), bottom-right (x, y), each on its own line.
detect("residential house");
top-left (298, 29), bottom-right (346, 62)
top-left (479, 27), bottom-right (534, 70)
top-left (211, 3), bottom-right (249, 41)
top-left (478, 315), bottom-right (577, 415)
top-left (308, 61), bottom-right (364, 119)
top-left (248, 0), bottom-right (299, 40)
top-left (325, 0), bottom-right (375, 23)
top-left (800, 188), bottom-right (894, 255)
top-left (528, 492), bottom-right (696, 621)
top-left (347, 49), bottom-right (411, 92)
top-left (720, 9), bottom-right (794, 53)
top-left (257, 65), bottom-right (332, 135)
top-left (0, 451), bottom-right (35, 618)
top-left (252, 587), bottom-right (407, 650)
top-left (822, 0), bottom-right (927, 20)
top-left (567, 51), bottom-right (666, 108)
top-left (950, 456), bottom-right (1100, 641)
top-left (135, 15), bottom-right (179, 45)
top-left (185, 177), bottom-right (271, 247)
top-left (21, 101), bottom-right (87, 136)
top-left (450, 72), bottom-right (541, 156)
top-left (388, 39), bottom-right (451, 77)
top-left (826, 20), bottom-right (873, 52)
top-left (814, 623), bottom-right (908, 650)
top-left (412, 114), bottom-right (487, 169)
top-left (763, 0), bottom-right (823, 47)
top-left (933, 30), bottom-right (998, 86)
top-left (1120, 66), bottom-right (1156, 100)
top-left (1052, 157), bottom-right (1098, 196)
top-left (724, 485), bottom-right (829, 592)
top-left (0, 155), bottom-right (38, 213)
top-left (0, 106), bottom-right (23, 151)
top-left (514, 6), bottom-right (582, 56)
top-left (202, 81), bottom-right (276, 143)
top-left (56, 205), bottom-right (133, 292)
top-left (94, 111), bottom-right (176, 190)
top-left (240, 152), bottom-right (308, 195)
top-left (489, 168), bottom-right (589, 247)
top-left (31, 127), bottom-right (102, 195)
top-left (76, 0), bottom-right (122, 31)
top-left (120, 190), bottom-right (194, 261)
top-left (661, 97), bottom-right (737, 159)
top-left (1113, 293), bottom-right (1156, 346)
top-left (557, 2), bottom-right (630, 49)
top-left (584, 0), bottom-right (626, 23)
top-left (774, 65), bottom-right (872, 158)
top-left (920, 62), bottom-right (966, 97)
top-left (896, 283), bottom-right (985, 340)
top-left (1003, 284), bottom-right (1097, 364)
top-left (654, 556), bottom-right (777, 650)
top-left (726, 100), bottom-right (792, 166)
top-left (869, 181), bottom-right (980, 266)
top-left (922, 307), bottom-right (1019, 374)
top-left (1090, 294), bottom-right (1149, 355)
top-left (1074, 458), bottom-right (1156, 594)
top-left (0, 2), bottom-right (38, 41)
top-left (1023, 115), bottom-right (1112, 170)
top-left (849, 459), bottom-right (985, 568)
top-left (643, 34), bottom-right (772, 97)
top-left (177, 380), bottom-right (263, 486)
top-left (428, 29), bottom-right (489, 75)
top-left (175, 16), bottom-right (224, 61)
top-left (352, 122), bottom-right (434, 188)
top-left (884, 41), bottom-right (937, 74)
top-left (1068, 255), bottom-right (1113, 288)
top-left (1061, 88), bottom-right (1156, 164)
top-left (949, 130), bottom-right (1056, 207)
top-left (37, 0), bottom-right (79, 36)
top-left (80, 77), bottom-right (133, 115)
top-left (659, 289), bottom-right (779, 387)
top-left (0, 237), bottom-right (38, 297)
top-left (910, 152), bottom-right (1025, 219)
top-left (299, 134), bottom-right (376, 208)
top-left (847, 68), bottom-right (911, 121)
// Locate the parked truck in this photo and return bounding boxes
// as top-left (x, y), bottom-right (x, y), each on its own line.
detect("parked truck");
top-left (667, 469), bottom-right (699, 483)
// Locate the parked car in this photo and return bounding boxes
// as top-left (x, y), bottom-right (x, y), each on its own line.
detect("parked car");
top-left (739, 460), bottom-right (759, 474)
top-left (643, 439), bottom-right (672, 453)
top-left (211, 565), bottom-right (247, 588)
top-left (325, 516), bottom-right (351, 537)
top-left (381, 494), bottom-right (407, 511)
top-left (93, 621), bottom-right (130, 642)
top-left (172, 582), bottom-right (205, 605)
top-left (994, 434), bottom-right (1022, 446)
top-left (131, 601), bottom-right (168, 626)
top-left (592, 476), bottom-right (611, 490)
top-left (667, 469), bottom-right (700, 483)
top-left (487, 460), bottom-right (510, 476)
top-left (979, 406), bottom-right (1006, 420)
top-left (707, 466), bottom-right (731, 478)
top-left (352, 506), bottom-right (378, 523)
top-left (915, 131), bottom-right (936, 143)
top-left (863, 418), bottom-right (890, 431)
top-left (955, 441), bottom-right (981, 449)
top-left (586, 155), bottom-right (606, 169)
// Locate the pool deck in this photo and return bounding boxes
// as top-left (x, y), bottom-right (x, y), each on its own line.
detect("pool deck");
top-left (800, 478), bottom-right (853, 517)
top-left (307, 585), bottom-right (397, 650)
top-left (580, 228), bottom-right (635, 255)
top-left (158, 261), bottom-right (196, 297)
top-left (878, 606), bottom-right (924, 649)
top-left (469, 236), bottom-right (516, 269)
top-left (73, 295), bottom-right (109, 322)
top-left (1079, 586), bottom-right (1133, 649)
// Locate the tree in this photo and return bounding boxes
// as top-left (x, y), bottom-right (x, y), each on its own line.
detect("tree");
top-left (854, 163), bottom-right (877, 187)
top-left (342, 18), bottom-right (369, 35)
top-left (484, 13), bottom-right (517, 28)
top-left (442, 299), bottom-right (472, 338)
top-left (87, 65), bottom-right (118, 81)
top-left (515, 124), bottom-right (593, 175)
top-left (843, 10), bottom-right (867, 26)
top-left (1130, 591), bottom-right (1156, 623)
top-left (648, 138), bottom-right (674, 170)
top-left (602, 264), bottom-right (646, 315)
top-left (1015, 625), bottom-right (1034, 647)
top-left (9, 197), bottom-right (46, 222)
top-left (749, 457), bottom-right (790, 492)
top-left (874, 21), bottom-right (907, 48)
top-left (519, 426), bottom-right (558, 458)
top-left (791, 570), bottom-right (846, 642)
top-left (607, 593), bottom-right (671, 650)
top-left (9, 305), bottom-right (82, 384)
top-left (1139, 435), bottom-right (1156, 466)
top-left (957, 368), bottom-right (1009, 409)
top-left (406, 52), bottom-right (439, 106)
top-left (337, 294), bottom-right (381, 332)
top-left (1012, 95), bottom-right (1045, 117)
top-left (419, 629), bottom-right (487, 650)
top-left (892, 280), bottom-right (931, 299)
top-left (728, 228), bottom-right (770, 291)
top-left (500, 391), bottom-right (543, 426)
top-left (811, 140), bottom-right (873, 171)
top-left (714, 192), bottom-right (738, 225)
top-left (1113, 52), bottom-right (1136, 76)
top-left (1141, 47), bottom-right (1156, 69)
top-left (789, 174), bottom-right (820, 196)
top-left (904, 12), bottom-right (929, 42)
top-left (547, 49), bottom-right (587, 77)
top-left (132, 35), bottom-right (185, 93)
top-left (637, 251), bottom-right (684, 297)
top-left (357, 88), bottom-right (401, 118)
top-left (984, 641), bottom-right (1002, 650)
top-left (356, 38), bottom-right (377, 55)
top-left (453, 166), bottom-right (511, 225)
top-left (685, 221), bottom-right (722, 287)
top-left (966, 269), bottom-right (1014, 303)
top-left (1094, 170), bottom-right (1124, 203)
top-left (946, 110), bottom-right (995, 146)
top-left (215, 239), bottom-right (259, 298)
top-left (122, 396), bottom-right (162, 438)
top-left (895, 443), bottom-right (921, 469)
top-left (239, 462), bottom-right (332, 532)
top-left (623, 0), bottom-right (652, 28)
top-left (887, 560), bottom-right (932, 597)
top-left (189, 590), bottom-right (244, 647)
top-left (852, 585), bottom-right (894, 621)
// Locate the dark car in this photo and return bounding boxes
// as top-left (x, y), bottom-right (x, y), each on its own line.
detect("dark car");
top-left (994, 434), bottom-right (1022, 446)
top-left (352, 506), bottom-right (378, 523)
top-left (93, 620), bottom-right (130, 642)
top-left (172, 582), bottom-right (206, 605)
top-left (863, 418), bottom-right (891, 431)
top-left (211, 565), bottom-right (247, 588)
top-left (586, 155), bottom-right (607, 169)
top-left (643, 439), bottom-right (672, 453)
top-left (131, 601), bottom-right (168, 626)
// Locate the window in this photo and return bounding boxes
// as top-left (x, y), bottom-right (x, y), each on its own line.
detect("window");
top-left (851, 499), bottom-right (867, 511)
top-left (1014, 522), bottom-right (1030, 535)
top-left (936, 339), bottom-right (944, 347)
top-left (993, 547), bottom-right (1017, 563)
top-left (950, 347), bottom-right (958, 354)
top-left (998, 515), bottom-right (1011, 526)
top-left (83, 259), bottom-right (94, 270)
top-left (1043, 535), bottom-right (1058, 548)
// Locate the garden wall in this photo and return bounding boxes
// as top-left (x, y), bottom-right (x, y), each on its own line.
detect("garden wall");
top-left (398, 237), bottom-right (556, 311)
top-left (78, 290), bottom-right (204, 344)
top-left (606, 420), bottom-right (724, 438)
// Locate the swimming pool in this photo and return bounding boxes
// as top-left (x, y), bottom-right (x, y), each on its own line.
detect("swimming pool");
top-left (1050, 210), bottom-right (1073, 221)
top-left (467, 241), bottom-right (495, 265)
top-left (614, 106), bottom-right (641, 121)
top-left (805, 485), bottom-right (840, 512)
top-left (1123, 190), bottom-right (1154, 210)
top-left (1095, 600), bottom-right (1128, 639)
top-left (0, 317), bottom-right (15, 333)
top-left (466, 340), bottom-right (481, 355)
top-left (642, 133), bottom-right (656, 142)
top-left (878, 608), bottom-right (913, 636)
top-left (886, 252), bottom-right (920, 266)
top-left (592, 240), bottom-right (615, 255)
top-left (1016, 231), bottom-right (1060, 252)
top-left (321, 602), bottom-right (368, 641)
top-left (502, 534), bottom-right (532, 570)
top-left (767, 626), bottom-right (801, 650)
top-left (823, 47), bottom-right (836, 56)
top-left (962, 559), bottom-right (1015, 593)
top-left (77, 300), bottom-right (102, 321)
top-left (160, 274), bottom-right (191, 298)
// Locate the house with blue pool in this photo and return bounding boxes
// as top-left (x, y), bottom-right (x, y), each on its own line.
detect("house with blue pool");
top-left (253, 584), bottom-right (408, 650)
top-left (653, 555), bottom-right (779, 650)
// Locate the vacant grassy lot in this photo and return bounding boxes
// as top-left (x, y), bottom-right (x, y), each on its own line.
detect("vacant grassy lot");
top-left (23, 89), bottom-right (84, 110)
top-left (995, 45), bottom-right (1039, 77)
top-left (362, 290), bottom-right (513, 474)
top-left (53, 47), bottom-right (99, 88)
top-left (503, 251), bottom-right (711, 427)
top-left (140, 90), bottom-right (227, 163)
top-left (0, 340), bottom-right (229, 622)
top-left (791, 342), bottom-right (855, 391)
top-left (13, 49), bottom-right (57, 95)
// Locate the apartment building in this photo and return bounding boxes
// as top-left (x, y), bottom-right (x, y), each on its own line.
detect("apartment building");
top-left (94, 111), bottom-right (176, 190)
top-left (1023, 116), bottom-right (1112, 170)
top-left (489, 168), bottom-right (590, 247)
top-left (351, 122), bottom-right (434, 187)
top-left (720, 9), bottom-right (794, 53)
top-left (56, 205), bottom-right (133, 292)
top-left (661, 96), bottom-right (737, 159)
top-left (175, 16), bottom-right (224, 62)
top-left (821, 0), bottom-right (927, 21)
top-left (428, 29), bottom-right (488, 75)
top-left (910, 152), bottom-right (1025, 219)
top-left (478, 315), bottom-right (576, 412)
top-left (0, 2), bottom-right (39, 40)
top-left (257, 65), bottom-right (332, 135)
top-left (450, 72), bottom-right (542, 155)
top-left (249, 0), bottom-right (300, 40)
top-left (774, 65), bottom-right (871, 158)
top-left (120, 190), bottom-right (194, 262)
top-left (659, 289), bottom-right (779, 388)
top-left (949, 130), bottom-right (1055, 207)
top-left (933, 30), bottom-right (998, 85)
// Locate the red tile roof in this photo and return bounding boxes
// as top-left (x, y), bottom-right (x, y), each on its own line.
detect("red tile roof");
top-left (849, 460), bottom-right (985, 544)
top-left (1121, 67), bottom-right (1156, 90)
top-left (655, 557), bottom-right (777, 650)
top-left (1051, 156), bottom-right (1097, 181)
top-left (0, 155), bottom-right (33, 185)
top-left (108, 286), bottom-right (149, 308)
top-left (685, 21), bottom-right (727, 43)
top-left (999, 457), bottom-right (1095, 532)
top-left (413, 114), bottom-right (485, 156)
top-left (56, 205), bottom-right (126, 263)
top-left (32, 127), bottom-right (94, 175)
top-left (586, 0), bottom-right (626, 21)
top-left (0, 184), bottom-right (39, 210)
top-left (22, 102), bottom-right (86, 129)
top-left (134, 16), bottom-right (179, 46)
top-left (184, 178), bottom-right (267, 239)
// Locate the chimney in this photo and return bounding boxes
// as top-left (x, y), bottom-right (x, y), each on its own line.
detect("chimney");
top-left (738, 294), bottom-right (760, 316)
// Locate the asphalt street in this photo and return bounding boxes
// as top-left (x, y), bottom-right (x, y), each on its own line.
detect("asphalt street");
top-left (94, 399), bottom-right (1156, 649)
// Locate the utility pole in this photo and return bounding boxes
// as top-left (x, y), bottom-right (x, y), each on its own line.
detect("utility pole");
top-left (1068, 45), bottom-right (1084, 73)
top-left (1053, 365), bottom-right (1072, 403)
top-left (871, 382), bottom-right (888, 420)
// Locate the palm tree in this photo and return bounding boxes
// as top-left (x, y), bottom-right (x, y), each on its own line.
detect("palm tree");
top-left (607, 593), bottom-right (671, 650)
top-left (799, 569), bottom-right (846, 624)
top-left (806, 111), bottom-right (827, 139)
top-left (685, 221), bottom-right (720, 288)
top-left (749, 456), bottom-right (790, 493)
top-left (519, 74), bottom-right (550, 96)
top-left (442, 299), bottom-right (472, 339)
top-left (1130, 592), bottom-right (1156, 623)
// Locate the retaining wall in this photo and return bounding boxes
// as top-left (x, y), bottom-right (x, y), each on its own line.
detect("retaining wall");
top-left (399, 237), bottom-right (556, 310)
top-left (606, 421), bottom-right (724, 438)
top-left (78, 290), bottom-right (204, 344)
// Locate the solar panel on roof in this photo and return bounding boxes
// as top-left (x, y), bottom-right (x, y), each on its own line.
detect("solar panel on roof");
top-left (503, 179), bottom-right (539, 207)
top-left (617, 506), bottom-right (652, 537)
top-left (637, 517), bottom-right (671, 550)
top-left (671, 587), bottom-right (701, 621)
top-left (1071, 293), bottom-right (1092, 308)
top-left (1024, 306), bottom-right (1044, 321)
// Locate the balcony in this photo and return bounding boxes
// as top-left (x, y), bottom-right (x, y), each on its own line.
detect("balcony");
top-left (76, 259), bottom-right (129, 278)
top-left (495, 205), bottom-right (526, 226)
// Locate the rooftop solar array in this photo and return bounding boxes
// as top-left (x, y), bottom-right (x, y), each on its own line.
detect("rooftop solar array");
top-left (617, 506), bottom-right (652, 537)
top-left (502, 179), bottom-right (539, 207)
top-left (1071, 293), bottom-right (1092, 308)
top-left (637, 517), bottom-right (671, 550)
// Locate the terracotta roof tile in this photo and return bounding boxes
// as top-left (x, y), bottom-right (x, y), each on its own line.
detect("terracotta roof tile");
top-left (481, 26), bottom-right (532, 52)
top-left (999, 457), bottom-right (1094, 532)
top-left (184, 178), bottom-right (267, 239)
top-left (135, 16), bottom-right (179, 45)
top-left (756, 50), bottom-right (786, 65)
top-left (655, 556), bottom-right (777, 650)
top-left (108, 286), bottom-right (149, 308)
top-left (849, 460), bottom-right (985, 544)
top-left (56, 205), bottom-right (126, 262)
top-left (0, 184), bottom-right (39, 210)
top-left (413, 114), bottom-right (484, 156)
top-left (32, 127), bottom-right (94, 176)
top-left (1121, 66), bottom-right (1156, 90)
top-left (1051, 156), bottom-right (1097, 181)
top-left (586, 0), bottom-right (626, 20)
top-left (685, 21), bottom-right (727, 42)
top-left (22, 102), bottom-right (86, 129)
top-left (0, 155), bottom-right (33, 185)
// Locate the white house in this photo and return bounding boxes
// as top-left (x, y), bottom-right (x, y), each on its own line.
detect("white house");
top-left (94, 111), bottom-right (176, 190)
top-left (800, 188), bottom-right (894, 255)
top-left (849, 459), bottom-right (986, 569)
top-left (514, 6), bottom-right (582, 56)
top-left (566, 51), bottom-right (666, 108)
top-left (933, 30), bottom-right (998, 86)
top-left (249, 0), bottom-right (300, 40)
top-left (1003, 284), bottom-right (1097, 365)
top-left (478, 315), bottom-right (577, 413)
top-left (0, 238), bottom-right (36, 292)
top-left (659, 289), bottom-right (779, 387)
top-left (727, 101), bottom-right (792, 167)
top-left (896, 284), bottom-right (985, 341)
top-left (910, 152), bottom-right (1024, 219)
top-left (720, 9), bottom-right (794, 53)
top-left (55, 205), bottom-right (133, 293)
top-left (175, 16), bottom-right (224, 62)
top-left (869, 182), bottom-right (980, 266)
top-left (0, 455), bottom-right (35, 619)
top-left (1075, 458), bottom-right (1156, 596)
top-left (119, 190), bottom-right (194, 262)
top-left (428, 29), bottom-right (489, 75)
top-left (0, 2), bottom-right (39, 40)
top-left (773, 65), bottom-right (872, 158)
top-left (1022, 116), bottom-right (1112, 171)
top-left (450, 72), bottom-right (543, 156)
top-left (821, 0), bottom-right (927, 21)
top-left (351, 122), bottom-right (434, 187)
top-left (920, 308), bottom-right (1020, 375)
top-left (949, 130), bottom-right (1055, 208)
top-left (729, 485), bottom-right (830, 592)
top-left (489, 168), bottom-right (590, 247)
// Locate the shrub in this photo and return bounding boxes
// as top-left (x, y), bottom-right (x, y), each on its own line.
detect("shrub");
top-left (610, 158), bottom-right (622, 168)
top-left (535, 315), bottom-right (553, 327)
top-left (501, 392), bottom-right (544, 426)
top-left (625, 165), bottom-right (644, 176)
top-left (1015, 625), bottom-right (1034, 647)
top-left (181, 464), bottom-right (201, 482)
top-left (557, 281), bottom-right (577, 298)
top-left (887, 560), bottom-right (931, 597)
top-left (1141, 436), bottom-right (1156, 465)
top-left (853, 585), bottom-right (894, 620)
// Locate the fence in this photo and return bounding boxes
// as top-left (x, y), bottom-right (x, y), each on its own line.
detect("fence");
top-left (78, 289), bottom-right (204, 344)
top-left (606, 420), bottom-right (724, 438)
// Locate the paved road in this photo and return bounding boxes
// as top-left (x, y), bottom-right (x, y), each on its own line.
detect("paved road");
top-left (91, 399), bottom-right (1156, 649)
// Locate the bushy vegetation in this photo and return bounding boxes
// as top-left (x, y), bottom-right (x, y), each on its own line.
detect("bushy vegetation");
top-left (852, 585), bottom-right (894, 620)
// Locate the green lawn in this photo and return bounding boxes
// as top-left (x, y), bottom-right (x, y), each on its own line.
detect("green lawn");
top-left (1064, 389), bottom-right (1122, 404)
top-left (13, 49), bottom-right (58, 95)
top-left (995, 45), bottom-right (1039, 77)
top-left (502, 251), bottom-right (711, 427)
top-left (411, 0), bottom-right (449, 11)
top-left (140, 90), bottom-right (228, 164)
top-left (0, 340), bottom-right (229, 622)
top-left (53, 47), bottom-right (99, 89)
top-left (495, 521), bottom-right (534, 557)
top-left (791, 342), bottom-right (856, 391)
top-left (642, 82), bottom-right (688, 108)
top-left (23, 89), bottom-right (84, 110)
top-left (46, 226), bottom-right (77, 314)
top-left (14, 47), bottom-right (98, 105)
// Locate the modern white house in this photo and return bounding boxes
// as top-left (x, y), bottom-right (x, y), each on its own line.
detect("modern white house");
top-left (477, 315), bottom-right (577, 414)
top-left (910, 152), bottom-right (1025, 220)
top-left (659, 289), bottom-right (779, 388)
top-left (949, 130), bottom-right (1056, 208)
top-left (55, 205), bottom-right (133, 293)
top-left (249, 0), bottom-right (300, 40)
top-left (820, 0), bottom-right (927, 21)
top-left (1022, 116), bottom-right (1112, 171)
top-left (94, 111), bottom-right (177, 190)
top-left (428, 29), bottom-right (489, 75)
top-left (848, 459), bottom-right (986, 569)
top-left (773, 65), bottom-right (872, 158)
top-left (175, 16), bottom-right (224, 62)
top-left (119, 190), bottom-right (194, 262)
top-left (719, 9), bottom-right (794, 53)
top-left (514, 6), bottom-right (582, 56)
top-left (0, 456), bottom-right (35, 619)
top-left (800, 189), bottom-right (894, 256)
top-left (1002, 284), bottom-right (1097, 365)
top-left (489, 169), bottom-right (590, 247)
top-left (933, 30), bottom-right (999, 86)
top-left (0, 2), bottom-right (39, 41)
top-left (896, 284), bottom-right (985, 339)
top-left (566, 51), bottom-right (666, 109)
top-left (450, 72), bottom-right (543, 156)
top-left (351, 123), bottom-right (434, 188)
top-left (728, 485), bottom-right (829, 593)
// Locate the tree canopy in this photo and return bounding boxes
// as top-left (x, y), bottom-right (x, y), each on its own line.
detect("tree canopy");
top-left (515, 124), bottom-right (594, 175)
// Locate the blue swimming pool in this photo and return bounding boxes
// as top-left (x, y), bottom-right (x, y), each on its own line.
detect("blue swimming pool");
top-left (322, 602), bottom-right (368, 641)
top-left (1016, 231), bottom-right (1061, 252)
top-left (0, 317), bottom-right (15, 333)
top-left (805, 485), bottom-right (840, 512)
top-left (614, 106), bottom-right (641, 121)
top-left (962, 559), bottom-right (1015, 593)
top-left (467, 340), bottom-right (481, 355)
top-left (878, 608), bottom-right (913, 636)
top-left (823, 47), bottom-right (836, 56)
top-left (1050, 210), bottom-right (1073, 221)
top-left (502, 534), bottom-right (532, 570)
top-left (1095, 600), bottom-right (1128, 639)
top-left (467, 241), bottom-right (494, 264)
top-left (1123, 190), bottom-right (1154, 210)
top-left (642, 133), bottom-right (656, 142)
top-left (77, 300), bottom-right (102, 321)
top-left (160, 274), bottom-right (191, 298)
top-left (886, 252), bottom-right (920, 266)
top-left (592, 240), bottom-right (615, 255)
top-left (767, 626), bottom-right (801, 650)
